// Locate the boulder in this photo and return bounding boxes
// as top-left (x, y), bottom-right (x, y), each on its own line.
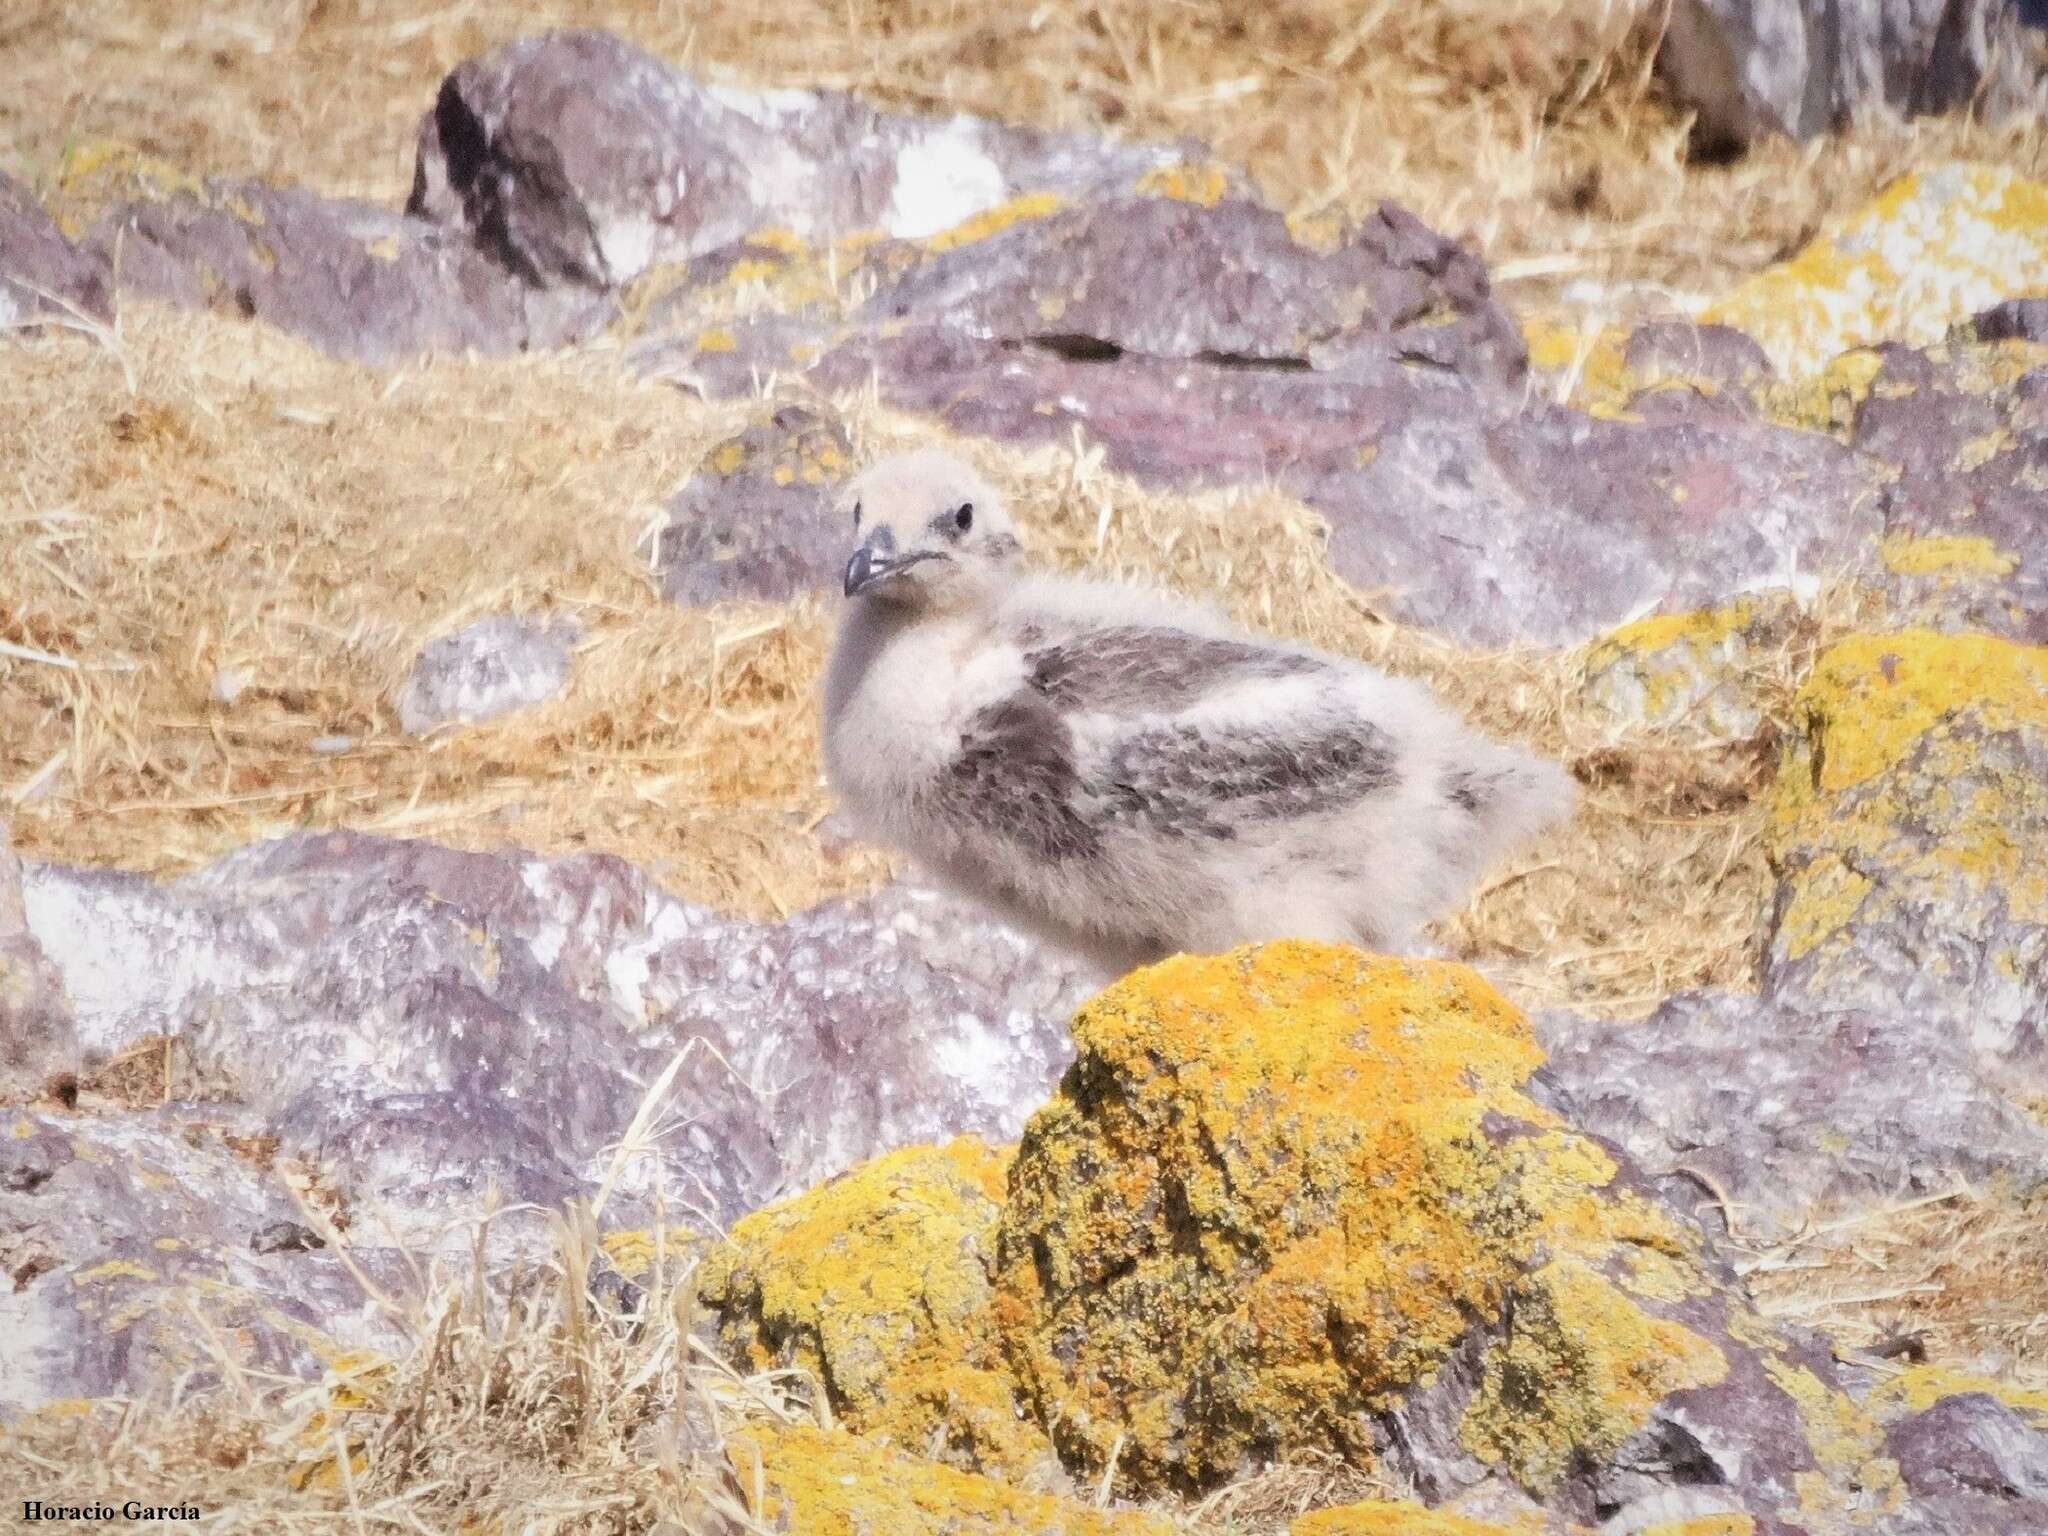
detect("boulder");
top-left (407, 28), bottom-right (1190, 289)
top-left (394, 614), bottom-right (578, 734)
top-left (986, 944), bottom-right (1899, 1525)
top-left (657, 406), bottom-right (853, 604)
top-left (0, 171), bottom-right (112, 328)
top-left (1536, 991), bottom-right (2048, 1241)
top-left (726, 1422), bottom-right (1171, 1535)
top-left (17, 831), bottom-right (1086, 1239)
top-left (699, 1137), bottom-right (1052, 1483)
top-left (1975, 296), bottom-right (2048, 343)
top-left (89, 179), bottom-right (612, 365)
top-left (1658, 0), bottom-right (2048, 150)
top-left (1576, 600), bottom-right (1790, 739)
top-left (1762, 631), bottom-right (2048, 1087)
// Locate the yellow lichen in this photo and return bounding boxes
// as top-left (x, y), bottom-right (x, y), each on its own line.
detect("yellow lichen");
top-left (1759, 1357), bottom-right (1904, 1519)
top-left (71, 1259), bottom-right (158, 1286)
top-left (694, 328), bottom-right (738, 354)
top-left (1291, 1501), bottom-right (1526, 1535)
top-left (1868, 1363), bottom-right (2048, 1421)
top-left (1704, 164), bottom-right (2048, 377)
top-left (1642, 1519), bottom-right (1755, 1536)
top-left (1880, 532), bottom-right (2020, 577)
top-left (923, 192), bottom-right (1064, 254)
top-left (1137, 163), bottom-right (1230, 207)
top-left (729, 1422), bottom-right (1172, 1536)
top-left (1460, 1258), bottom-right (1728, 1493)
top-left (700, 1138), bottom-right (1044, 1479)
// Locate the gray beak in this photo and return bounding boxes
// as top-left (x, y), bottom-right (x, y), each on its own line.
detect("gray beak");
top-left (842, 541), bottom-right (937, 597)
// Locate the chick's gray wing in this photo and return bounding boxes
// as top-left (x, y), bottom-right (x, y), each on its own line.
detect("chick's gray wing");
top-left (945, 623), bottom-right (1397, 854)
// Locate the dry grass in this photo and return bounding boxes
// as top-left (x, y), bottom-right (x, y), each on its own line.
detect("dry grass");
top-left (1748, 1184), bottom-right (2048, 1389)
top-left (4, 0), bottom-right (2045, 317)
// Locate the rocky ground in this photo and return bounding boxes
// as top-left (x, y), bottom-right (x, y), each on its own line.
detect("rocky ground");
top-left (4, 5), bottom-right (2048, 1534)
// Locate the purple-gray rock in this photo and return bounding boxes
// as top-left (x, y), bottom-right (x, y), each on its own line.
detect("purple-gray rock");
top-left (855, 194), bottom-right (1526, 388)
top-left (89, 179), bottom-right (612, 366)
top-left (19, 831), bottom-right (1084, 1236)
top-left (1535, 991), bottom-right (2048, 1241)
top-left (0, 171), bottom-right (111, 328)
top-left (1658, 0), bottom-right (2048, 150)
top-left (1973, 296), bottom-right (2048, 343)
top-left (657, 406), bottom-right (852, 604)
top-left (408, 28), bottom-right (1191, 288)
top-left (1853, 347), bottom-right (2048, 642)
top-left (395, 614), bottom-right (578, 734)
top-left (794, 326), bottom-right (1880, 647)
top-left (1622, 319), bottom-right (1775, 405)
top-left (0, 1102), bottom-right (415, 1417)
top-left (1890, 1391), bottom-right (2048, 1500)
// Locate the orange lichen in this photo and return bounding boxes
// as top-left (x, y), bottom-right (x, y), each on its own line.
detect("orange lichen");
top-left (699, 1138), bottom-right (1046, 1479)
top-left (992, 943), bottom-right (1730, 1494)
top-left (923, 192), bottom-right (1064, 253)
top-left (1880, 532), bottom-right (2020, 577)
top-left (728, 1422), bottom-right (1172, 1536)
top-left (1137, 163), bottom-right (1230, 207)
top-left (1869, 1363), bottom-right (2048, 1421)
top-left (1291, 1501), bottom-right (1528, 1535)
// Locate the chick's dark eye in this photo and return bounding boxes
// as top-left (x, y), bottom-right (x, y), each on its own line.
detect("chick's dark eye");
top-left (954, 502), bottom-right (974, 533)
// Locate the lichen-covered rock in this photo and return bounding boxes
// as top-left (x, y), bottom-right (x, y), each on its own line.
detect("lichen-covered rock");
top-left (91, 179), bottom-right (612, 365)
top-left (0, 170), bottom-right (111, 328)
top-left (0, 823), bottom-right (74, 1102)
top-left (1763, 631), bottom-right (2048, 1086)
top-left (727, 1422), bottom-right (1172, 1536)
top-left (1851, 344), bottom-right (2048, 643)
top-left (1623, 321), bottom-right (1777, 406)
top-left (408, 28), bottom-right (1188, 289)
top-left (1702, 165), bottom-right (2048, 376)
top-left (1658, 0), bottom-right (2047, 150)
top-left (700, 1138), bottom-right (1052, 1482)
top-left (394, 614), bottom-right (577, 734)
top-left (1873, 1371), bottom-right (2048, 1532)
top-left (988, 943), bottom-right (1884, 1522)
top-left (1536, 991), bottom-right (2048, 1240)
top-left (1577, 601), bottom-right (1788, 738)
top-left (657, 406), bottom-right (852, 604)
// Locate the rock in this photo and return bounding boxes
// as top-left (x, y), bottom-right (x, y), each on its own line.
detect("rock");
top-left (1577, 600), bottom-right (1789, 739)
top-left (699, 1137), bottom-right (1052, 1483)
top-left (0, 171), bottom-right (112, 328)
top-left (1974, 296), bottom-right (2048, 342)
top-left (1536, 991), bottom-right (2048, 1241)
top-left (1887, 1391), bottom-right (2048, 1499)
top-left (1762, 631), bottom-right (2048, 1088)
top-left (1853, 345), bottom-right (2048, 643)
top-left (1658, 0), bottom-right (2048, 150)
top-left (90, 179), bottom-right (612, 366)
top-left (1622, 320), bottom-right (1775, 406)
top-left (0, 823), bottom-right (74, 1103)
top-left (1701, 164), bottom-right (2048, 376)
top-left (394, 614), bottom-right (577, 734)
top-left (0, 1103), bottom-right (412, 1417)
top-left (408, 28), bottom-right (1189, 290)
top-left (657, 406), bottom-right (853, 604)
top-left (987, 943), bottom-right (1893, 1523)
top-left (853, 193), bottom-right (1527, 388)
top-left (19, 831), bottom-right (1087, 1244)
top-left (727, 1421), bottom-right (1172, 1535)
top-left (796, 324), bottom-right (1881, 648)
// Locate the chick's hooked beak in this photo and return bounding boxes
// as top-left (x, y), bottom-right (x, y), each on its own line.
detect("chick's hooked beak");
top-left (842, 530), bottom-right (938, 597)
